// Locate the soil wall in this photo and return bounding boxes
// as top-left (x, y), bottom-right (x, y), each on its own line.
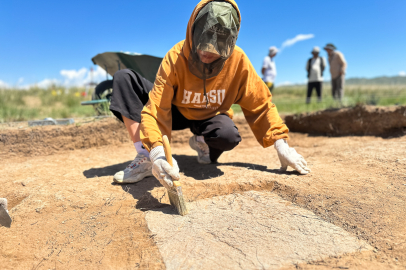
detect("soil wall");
top-left (285, 105), bottom-right (406, 137)
top-left (0, 116), bottom-right (253, 158)
top-left (4, 105), bottom-right (404, 159)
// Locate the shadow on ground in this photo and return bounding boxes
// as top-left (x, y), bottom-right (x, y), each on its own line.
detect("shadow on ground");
top-left (117, 176), bottom-right (170, 212)
top-left (83, 162), bottom-right (168, 212)
top-left (83, 161), bottom-right (129, 178)
top-left (82, 155), bottom-right (298, 212)
top-left (82, 156), bottom-right (295, 181)
top-left (174, 154), bottom-right (298, 180)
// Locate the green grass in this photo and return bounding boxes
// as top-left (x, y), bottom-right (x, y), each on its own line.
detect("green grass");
top-left (0, 87), bottom-right (96, 123)
top-left (1, 84), bottom-right (406, 123)
top-left (233, 84), bottom-right (406, 114)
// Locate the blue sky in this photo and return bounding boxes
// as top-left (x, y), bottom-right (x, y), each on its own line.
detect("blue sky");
top-left (1, 0), bottom-right (405, 88)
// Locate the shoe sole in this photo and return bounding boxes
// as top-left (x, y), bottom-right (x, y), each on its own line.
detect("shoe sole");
top-left (189, 137), bottom-right (211, 164)
top-left (113, 170), bottom-right (153, 184)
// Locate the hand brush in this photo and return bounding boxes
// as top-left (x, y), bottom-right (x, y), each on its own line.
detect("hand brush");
top-left (162, 135), bottom-right (189, 216)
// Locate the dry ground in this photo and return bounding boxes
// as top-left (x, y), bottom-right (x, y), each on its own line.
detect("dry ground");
top-left (1, 116), bottom-right (406, 269)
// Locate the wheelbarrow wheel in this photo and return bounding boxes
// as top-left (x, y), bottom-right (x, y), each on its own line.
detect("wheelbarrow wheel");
top-left (92, 80), bottom-right (113, 115)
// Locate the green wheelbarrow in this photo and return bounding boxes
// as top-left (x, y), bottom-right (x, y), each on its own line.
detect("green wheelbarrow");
top-left (82, 52), bottom-right (163, 115)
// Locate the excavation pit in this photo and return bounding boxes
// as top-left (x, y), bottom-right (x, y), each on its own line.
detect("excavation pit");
top-left (146, 191), bottom-right (371, 270)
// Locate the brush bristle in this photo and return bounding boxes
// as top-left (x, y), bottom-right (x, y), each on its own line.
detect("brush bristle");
top-left (168, 187), bottom-right (189, 216)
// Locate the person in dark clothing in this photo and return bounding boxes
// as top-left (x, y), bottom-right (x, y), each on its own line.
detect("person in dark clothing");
top-left (305, 46), bottom-right (326, 103)
top-left (109, 0), bottom-right (310, 187)
top-left (110, 68), bottom-right (241, 166)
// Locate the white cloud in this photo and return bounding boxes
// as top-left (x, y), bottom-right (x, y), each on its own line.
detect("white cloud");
top-left (60, 67), bottom-right (88, 86)
top-left (121, 51), bottom-right (142, 55)
top-left (0, 66), bottom-right (108, 90)
top-left (12, 78), bottom-right (60, 90)
top-left (60, 66), bottom-right (107, 87)
top-left (88, 66), bottom-right (108, 84)
top-left (0, 80), bottom-right (9, 89)
top-left (280, 34), bottom-right (315, 52)
top-left (399, 71), bottom-right (406, 77)
top-left (36, 78), bottom-right (60, 88)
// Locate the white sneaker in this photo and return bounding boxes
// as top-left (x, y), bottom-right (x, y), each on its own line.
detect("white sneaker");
top-left (113, 153), bottom-right (153, 184)
top-left (189, 135), bottom-right (211, 164)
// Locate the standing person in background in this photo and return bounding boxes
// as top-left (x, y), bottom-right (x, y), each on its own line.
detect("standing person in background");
top-left (262, 46), bottom-right (278, 93)
top-left (324, 43), bottom-right (347, 102)
top-left (305, 46), bottom-right (326, 103)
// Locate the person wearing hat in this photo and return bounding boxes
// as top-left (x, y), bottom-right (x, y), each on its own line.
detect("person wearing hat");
top-left (305, 46), bottom-right (326, 103)
top-left (261, 46), bottom-right (278, 93)
top-left (324, 43), bottom-right (347, 101)
top-left (109, 0), bottom-right (311, 188)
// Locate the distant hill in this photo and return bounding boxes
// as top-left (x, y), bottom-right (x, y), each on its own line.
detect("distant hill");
top-left (277, 75), bottom-right (406, 87)
top-left (345, 76), bottom-right (406, 85)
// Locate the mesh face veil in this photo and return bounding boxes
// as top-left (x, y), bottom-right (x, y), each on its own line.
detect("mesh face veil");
top-left (189, 1), bottom-right (239, 80)
top-left (188, 1), bottom-right (240, 106)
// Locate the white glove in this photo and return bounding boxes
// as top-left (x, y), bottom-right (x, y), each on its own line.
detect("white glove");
top-left (274, 139), bottom-right (311, 175)
top-left (150, 146), bottom-right (180, 189)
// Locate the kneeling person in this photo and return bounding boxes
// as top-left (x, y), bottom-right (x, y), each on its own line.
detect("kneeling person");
top-left (111, 0), bottom-right (310, 187)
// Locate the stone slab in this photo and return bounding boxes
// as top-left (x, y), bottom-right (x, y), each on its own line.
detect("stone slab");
top-left (28, 118), bottom-right (74, 127)
top-left (146, 191), bottom-right (371, 270)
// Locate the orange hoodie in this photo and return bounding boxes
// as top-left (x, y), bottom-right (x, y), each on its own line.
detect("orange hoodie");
top-left (140, 0), bottom-right (289, 151)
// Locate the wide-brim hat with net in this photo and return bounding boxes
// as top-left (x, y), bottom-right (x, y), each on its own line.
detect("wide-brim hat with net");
top-left (188, 1), bottom-right (240, 80)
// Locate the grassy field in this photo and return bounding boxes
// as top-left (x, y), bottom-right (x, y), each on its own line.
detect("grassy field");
top-left (1, 84), bottom-right (405, 123)
top-left (233, 84), bottom-right (406, 114)
top-left (0, 87), bottom-right (96, 123)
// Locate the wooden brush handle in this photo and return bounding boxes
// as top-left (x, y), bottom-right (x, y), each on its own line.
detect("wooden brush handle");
top-left (162, 135), bottom-right (173, 166)
top-left (162, 135), bottom-right (180, 187)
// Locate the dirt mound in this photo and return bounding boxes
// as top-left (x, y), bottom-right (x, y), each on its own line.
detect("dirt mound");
top-left (0, 116), bottom-right (253, 158)
top-left (285, 105), bottom-right (406, 137)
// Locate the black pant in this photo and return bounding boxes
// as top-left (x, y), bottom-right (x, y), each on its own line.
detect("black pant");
top-left (268, 83), bottom-right (274, 93)
top-left (110, 69), bottom-right (241, 162)
top-left (306, 81), bottom-right (322, 103)
top-left (331, 75), bottom-right (344, 101)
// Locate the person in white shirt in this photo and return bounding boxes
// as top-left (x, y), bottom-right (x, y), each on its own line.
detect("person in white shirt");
top-left (305, 46), bottom-right (326, 103)
top-left (261, 46), bottom-right (278, 93)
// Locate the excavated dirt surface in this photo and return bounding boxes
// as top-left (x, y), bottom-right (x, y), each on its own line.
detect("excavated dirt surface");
top-left (146, 191), bottom-right (371, 270)
top-left (1, 116), bottom-right (406, 269)
top-left (285, 105), bottom-right (406, 137)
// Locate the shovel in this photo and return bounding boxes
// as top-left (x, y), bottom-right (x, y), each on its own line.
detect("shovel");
top-left (0, 198), bottom-right (12, 228)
